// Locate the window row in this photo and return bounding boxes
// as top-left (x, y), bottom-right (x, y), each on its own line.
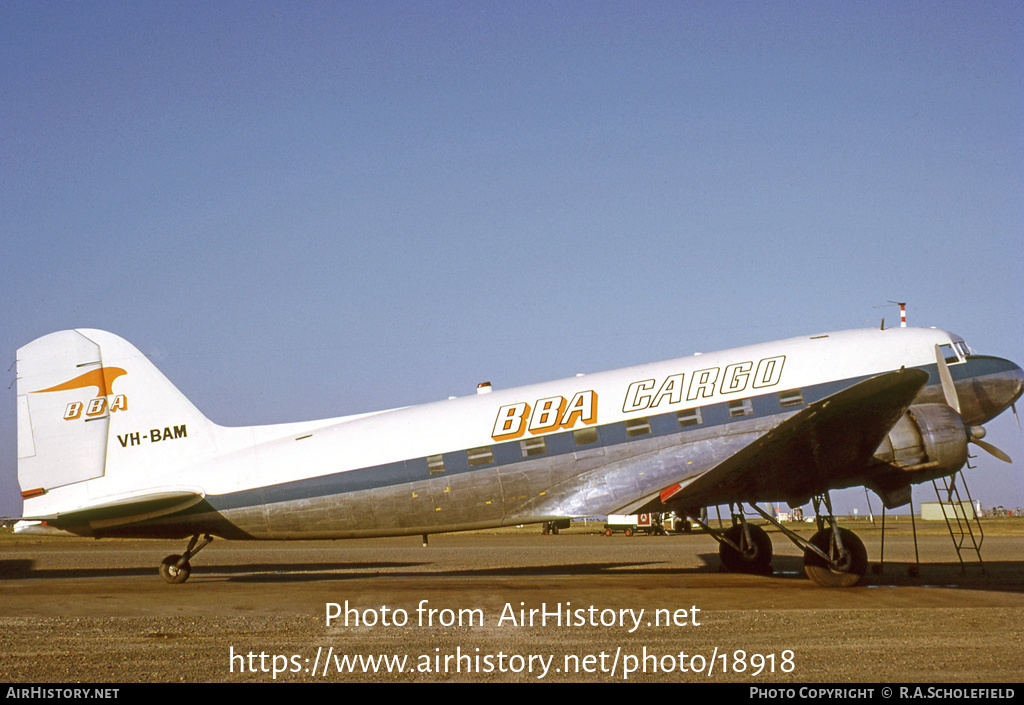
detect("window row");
top-left (426, 389), bottom-right (805, 474)
top-left (427, 426), bottom-right (600, 474)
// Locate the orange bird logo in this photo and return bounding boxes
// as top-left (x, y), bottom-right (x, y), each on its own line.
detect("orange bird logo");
top-left (34, 367), bottom-right (127, 397)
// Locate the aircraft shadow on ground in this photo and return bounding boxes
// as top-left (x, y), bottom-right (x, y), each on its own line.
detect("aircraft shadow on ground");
top-left (2, 553), bottom-right (1022, 591)
top-left (0, 560), bottom-right (423, 582)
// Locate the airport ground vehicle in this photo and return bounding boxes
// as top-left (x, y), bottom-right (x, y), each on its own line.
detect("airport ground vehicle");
top-left (603, 513), bottom-right (666, 536)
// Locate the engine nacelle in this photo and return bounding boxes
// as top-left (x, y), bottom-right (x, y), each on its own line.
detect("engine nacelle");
top-left (873, 403), bottom-right (968, 475)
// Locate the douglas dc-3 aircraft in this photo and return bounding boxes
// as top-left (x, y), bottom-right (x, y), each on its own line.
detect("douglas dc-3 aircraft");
top-left (10, 326), bottom-right (1023, 586)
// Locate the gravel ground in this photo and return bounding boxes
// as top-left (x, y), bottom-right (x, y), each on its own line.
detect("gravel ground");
top-left (1, 528), bottom-right (1022, 683)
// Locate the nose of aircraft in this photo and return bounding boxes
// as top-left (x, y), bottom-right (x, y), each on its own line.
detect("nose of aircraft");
top-left (959, 356), bottom-right (1024, 426)
top-left (1006, 358), bottom-right (1023, 393)
top-left (990, 357), bottom-right (1023, 419)
top-left (1010, 359), bottom-right (1024, 407)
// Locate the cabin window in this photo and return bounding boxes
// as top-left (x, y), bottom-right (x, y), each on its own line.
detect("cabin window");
top-left (728, 398), bottom-right (753, 418)
top-left (521, 437), bottom-right (547, 457)
top-left (573, 427), bottom-right (599, 446)
top-left (677, 408), bottom-right (703, 427)
top-left (427, 454), bottom-right (446, 475)
top-left (625, 417), bottom-right (651, 437)
top-left (466, 446), bottom-right (494, 467)
top-left (778, 389), bottom-right (804, 408)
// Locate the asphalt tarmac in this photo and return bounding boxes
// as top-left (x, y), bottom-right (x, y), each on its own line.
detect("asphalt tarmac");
top-left (1, 522), bottom-right (1022, 683)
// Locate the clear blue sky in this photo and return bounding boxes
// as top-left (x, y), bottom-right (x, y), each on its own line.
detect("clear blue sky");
top-left (2, 1), bottom-right (1022, 518)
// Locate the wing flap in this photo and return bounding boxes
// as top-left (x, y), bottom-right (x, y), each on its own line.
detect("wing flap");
top-left (620, 368), bottom-right (929, 514)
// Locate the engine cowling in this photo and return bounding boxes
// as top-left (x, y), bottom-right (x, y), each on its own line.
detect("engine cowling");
top-left (873, 403), bottom-right (969, 477)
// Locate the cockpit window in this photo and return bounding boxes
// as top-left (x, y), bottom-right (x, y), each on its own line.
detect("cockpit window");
top-left (954, 341), bottom-right (971, 358)
top-left (939, 343), bottom-right (960, 364)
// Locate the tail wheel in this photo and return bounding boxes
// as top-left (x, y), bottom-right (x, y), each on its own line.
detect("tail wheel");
top-left (804, 528), bottom-right (867, 587)
top-left (157, 533), bottom-right (212, 585)
top-left (159, 554), bottom-right (191, 584)
top-left (719, 524), bottom-right (773, 574)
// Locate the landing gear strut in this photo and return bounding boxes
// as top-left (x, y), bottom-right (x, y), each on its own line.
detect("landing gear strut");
top-left (159, 533), bottom-right (213, 584)
top-left (803, 526), bottom-right (867, 587)
top-left (800, 494), bottom-right (867, 587)
top-left (707, 492), bottom-right (869, 587)
top-left (688, 505), bottom-right (773, 575)
top-left (718, 520), bottom-right (773, 574)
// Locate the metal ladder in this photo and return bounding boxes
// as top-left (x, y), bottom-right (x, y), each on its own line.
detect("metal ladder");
top-left (931, 469), bottom-right (985, 575)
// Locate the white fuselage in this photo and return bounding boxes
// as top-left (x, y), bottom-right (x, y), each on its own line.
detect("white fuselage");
top-left (16, 326), bottom-right (1016, 539)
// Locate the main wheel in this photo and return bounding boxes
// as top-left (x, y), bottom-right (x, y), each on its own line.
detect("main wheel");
top-left (159, 554), bottom-right (191, 584)
top-left (803, 528), bottom-right (867, 587)
top-left (719, 524), bottom-right (773, 574)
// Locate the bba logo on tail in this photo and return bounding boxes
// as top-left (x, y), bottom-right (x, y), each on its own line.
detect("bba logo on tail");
top-left (32, 367), bottom-right (129, 420)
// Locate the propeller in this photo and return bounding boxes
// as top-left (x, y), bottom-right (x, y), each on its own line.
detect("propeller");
top-left (935, 344), bottom-right (1012, 463)
top-left (969, 431), bottom-right (1013, 463)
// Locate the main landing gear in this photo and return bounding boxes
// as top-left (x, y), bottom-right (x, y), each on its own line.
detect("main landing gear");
top-left (690, 493), bottom-right (869, 587)
top-left (159, 533), bottom-right (213, 584)
top-left (718, 520), bottom-right (773, 575)
top-left (798, 495), bottom-right (867, 588)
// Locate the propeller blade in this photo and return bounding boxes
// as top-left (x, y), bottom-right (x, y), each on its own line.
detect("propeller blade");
top-left (935, 344), bottom-right (961, 414)
top-left (971, 438), bottom-right (1012, 464)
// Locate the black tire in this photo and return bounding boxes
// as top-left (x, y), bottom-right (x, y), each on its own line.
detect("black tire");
top-left (159, 554), bottom-right (191, 584)
top-left (803, 528), bottom-right (867, 587)
top-left (719, 524), bottom-right (773, 574)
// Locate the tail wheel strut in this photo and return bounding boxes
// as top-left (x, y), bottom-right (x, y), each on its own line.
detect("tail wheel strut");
top-left (159, 533), bottom-right (213, 584)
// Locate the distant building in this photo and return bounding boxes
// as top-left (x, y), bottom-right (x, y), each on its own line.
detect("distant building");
top-left (920, 501), bottom-right (975, 521)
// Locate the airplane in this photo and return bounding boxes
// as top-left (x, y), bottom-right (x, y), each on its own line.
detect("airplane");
top-left (9, 325), bottom-right (1022, 586)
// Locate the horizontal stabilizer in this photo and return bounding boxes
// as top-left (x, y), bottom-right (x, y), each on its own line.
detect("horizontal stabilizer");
top-left (15, 488), bottom-right (205, 531)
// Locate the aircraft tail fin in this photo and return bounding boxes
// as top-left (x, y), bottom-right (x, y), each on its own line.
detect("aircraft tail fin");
top-left (16, 329), bottom-right (217, 517)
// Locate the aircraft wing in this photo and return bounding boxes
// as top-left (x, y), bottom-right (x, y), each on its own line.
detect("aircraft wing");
top-left (616, 367), bottom-right (930, 515)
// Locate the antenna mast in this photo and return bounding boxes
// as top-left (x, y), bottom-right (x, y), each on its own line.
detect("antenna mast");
top-left (894, 302), bottom-right (906, 328)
